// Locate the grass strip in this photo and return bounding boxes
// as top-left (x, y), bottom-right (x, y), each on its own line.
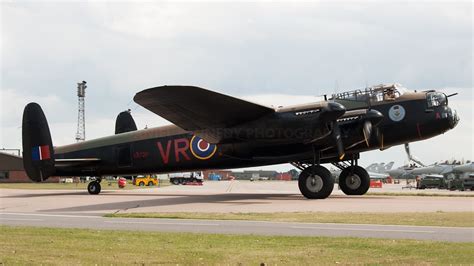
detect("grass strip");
top-left (0, 226), bottom-right (473, 265)
top-left (106, 211), bottom-right (474, 227)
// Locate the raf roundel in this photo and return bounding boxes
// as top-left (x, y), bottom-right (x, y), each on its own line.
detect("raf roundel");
top-left (190, 136), bottom-right (217, 160)
top-left (388, 105), bottom-right (406, 122)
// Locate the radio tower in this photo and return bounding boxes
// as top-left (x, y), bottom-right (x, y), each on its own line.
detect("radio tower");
top-left (75, 81), bottom-right (87, 142)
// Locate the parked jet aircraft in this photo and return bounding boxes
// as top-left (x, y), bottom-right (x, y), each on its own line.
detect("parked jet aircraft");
top-left (410, 160), bottom-right (473, 178)
top-left (365, 162), bottom-right (395, 174)
top-left (386, 144), bottom-right (473, 180)
top-left (331, 162), bottom-right (393, 180)
top-left (22, 83), bottom-right (459, 199)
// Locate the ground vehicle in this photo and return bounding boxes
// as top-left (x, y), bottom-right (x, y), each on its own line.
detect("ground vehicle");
top-left (417, 175), bottom-right (447, 189)
top-left (133, 175), bottom-right (157, 186)
top-left (447, 174), bottom-right (474, 191)
top-left (169, 172), bottom-right (203, 185)
top-left (464, 174), bottom-right (474, 190)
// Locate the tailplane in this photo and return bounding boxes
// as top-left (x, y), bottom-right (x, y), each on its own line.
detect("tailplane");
top-left (22, 103), bottom-right (55, 182)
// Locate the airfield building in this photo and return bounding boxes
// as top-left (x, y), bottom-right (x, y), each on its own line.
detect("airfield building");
top-left (0, 152), bottom-right (59, 183)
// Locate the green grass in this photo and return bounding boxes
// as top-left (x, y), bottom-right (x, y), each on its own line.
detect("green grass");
top-left (0, 226), bottom-right (472, 265)
top-left (106, 211), bottom-right (474, 227)
top-left (0, 181), bottom-right (170, 190)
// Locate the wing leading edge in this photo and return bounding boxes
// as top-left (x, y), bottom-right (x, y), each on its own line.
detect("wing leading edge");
top-left (134, 86), bottom-right (275, 131)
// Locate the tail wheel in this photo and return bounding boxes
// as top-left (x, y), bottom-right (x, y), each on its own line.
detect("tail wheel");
top-left (87, 181), bottom-right (101, 195)
top-left (338, 166), bottom-right (370, 195)
top-left (298, 165), bottom-right (334, 199)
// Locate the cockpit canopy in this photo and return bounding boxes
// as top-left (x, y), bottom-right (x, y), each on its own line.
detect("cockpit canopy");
top-left (330, 83), bottom-right (409, 109)
top-left (434, 159), bottom-right (468, 165)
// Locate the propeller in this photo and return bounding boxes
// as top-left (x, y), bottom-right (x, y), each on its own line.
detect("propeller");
top-left (362, 120), bottom-right (372, 147)
top-left (331, 121), bottom-right (345, 160)
top-left (362, 109), bottom-right (384, 147)
top-left (320, 102), bottom-right (346, 160)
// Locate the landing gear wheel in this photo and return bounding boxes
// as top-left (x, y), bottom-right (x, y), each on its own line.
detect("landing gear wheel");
top-left (338, 166), bottom-right (370, 195)
top-left (88, 181), bottom-right (101, 195)
top-left (298, 165), bottom-right (334, 199)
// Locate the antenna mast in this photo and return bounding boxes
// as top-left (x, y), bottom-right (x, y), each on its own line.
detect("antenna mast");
top-left (75, 81), bottom-right (87, 142)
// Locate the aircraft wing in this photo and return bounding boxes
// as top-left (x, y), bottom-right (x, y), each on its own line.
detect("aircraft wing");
top-left (134, 86), bottom-right (275, 131)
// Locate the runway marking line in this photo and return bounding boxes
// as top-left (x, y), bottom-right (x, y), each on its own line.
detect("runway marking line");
top-left (0, 218), bottom-right (43, 221)
top-left (289, 226), bottom-right (435, 234)
top-left (104, 220), bottom-right (220, 226)
top-left (146, 218), bottom-right (474, 230)
top-left (0, 212), bottom-right (101, 219)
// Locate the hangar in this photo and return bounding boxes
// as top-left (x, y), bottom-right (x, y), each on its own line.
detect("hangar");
top-left (0, 152), bottom-right (58, 183)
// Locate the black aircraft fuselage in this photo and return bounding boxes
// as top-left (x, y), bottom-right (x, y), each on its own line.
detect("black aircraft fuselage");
top-left (22, 84), bottom-right (459, 198)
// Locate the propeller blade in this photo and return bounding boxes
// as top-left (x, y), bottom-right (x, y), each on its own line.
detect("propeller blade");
top-left (363, 109), bottom-right (384, 148)
top-left (332, 122), bottom-right (345, 160)
top-left (363, 120), bottom-right (372, 147)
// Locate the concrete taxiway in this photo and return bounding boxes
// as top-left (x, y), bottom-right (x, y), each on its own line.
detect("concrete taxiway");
top-left (0, 181), bottom-right (472, 214)
top-left (1, 181), bottom-right (473, 242)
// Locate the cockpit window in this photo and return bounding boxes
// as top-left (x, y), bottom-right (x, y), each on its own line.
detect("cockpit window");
top-left (369, 84), bottom-right (405, 103)
top-left (426, 92), bottom-right (447, 108)
top-left (331, 84), bottom-right (408, 103)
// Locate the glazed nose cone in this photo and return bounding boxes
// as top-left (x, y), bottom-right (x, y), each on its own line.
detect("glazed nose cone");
top-left (447, 107), bottom-right (459, 129)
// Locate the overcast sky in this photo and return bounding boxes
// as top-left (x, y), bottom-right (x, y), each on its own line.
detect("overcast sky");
top-left (1, 1), bottom-right (472, 171)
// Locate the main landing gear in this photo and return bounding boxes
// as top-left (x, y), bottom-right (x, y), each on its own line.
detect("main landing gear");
top-left (297, 165), bottom-right (334, 199)
top-left (87, 177), bottom-right (102, 195)
top-left (292, 156), bottom-right (370, 199)
top-left (337, 165), bottom-right (370, 195)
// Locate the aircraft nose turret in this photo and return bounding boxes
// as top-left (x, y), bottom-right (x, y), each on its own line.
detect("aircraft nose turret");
top-left (448, 107), bottom-right (459, 129)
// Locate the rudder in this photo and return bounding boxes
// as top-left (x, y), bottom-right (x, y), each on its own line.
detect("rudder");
top-left (22, 103), bottom-right (55, 182)
top-left (115, 110), bottom-right (137, 134)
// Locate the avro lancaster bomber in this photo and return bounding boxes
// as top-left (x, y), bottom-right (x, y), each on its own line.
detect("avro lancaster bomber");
top-left (22, 83), bottom-right (459, 199)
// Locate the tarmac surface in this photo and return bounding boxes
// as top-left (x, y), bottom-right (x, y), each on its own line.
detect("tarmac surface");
top-left (1, 181), bottom-right (473, 242)
top-left (1, 212), bottom-right (473, 242)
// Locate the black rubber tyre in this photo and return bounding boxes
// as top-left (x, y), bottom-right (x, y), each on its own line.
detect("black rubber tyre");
top-left (298, 165), bottom-right (334, 199)
top-left (171, 179), bottom-right (179, 185)
top-left (139, 181), bottom-right (145, 186)
top-left (338, 166), bottom-right (370, 195)
top-left (147, 181), bottom-right (153, 186)
top-left (87, 181), bottom-right (101, 195)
